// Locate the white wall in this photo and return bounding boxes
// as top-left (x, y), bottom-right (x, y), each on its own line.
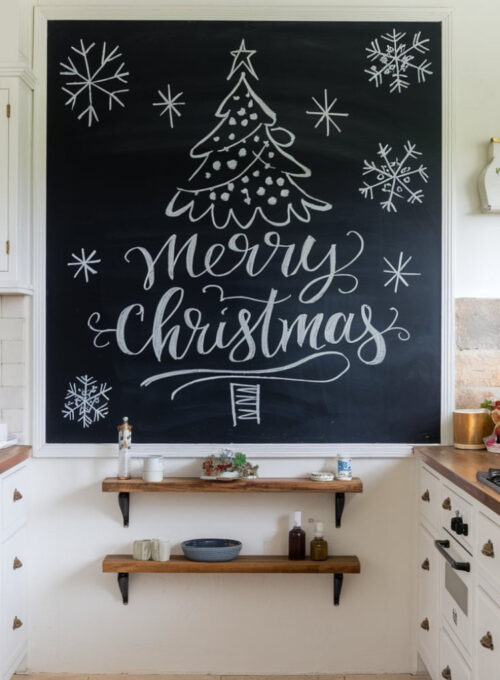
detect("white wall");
top-left (28, 456), bottom-right (416, 675)
top-left (1, 0), bottom-right (499, 675)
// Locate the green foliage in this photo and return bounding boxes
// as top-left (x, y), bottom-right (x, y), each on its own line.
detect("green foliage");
top-left (481, 398), bottom-right (494, 412)
top-left (233, 452), bottom-right (247, 468)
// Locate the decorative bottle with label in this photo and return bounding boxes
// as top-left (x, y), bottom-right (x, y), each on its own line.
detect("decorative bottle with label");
top-left (310, 521), bottom-right (328, 560)
top-left (288, 511), bottom-right (306, 560)
top-left (117, 416), bottom-right (132, 479)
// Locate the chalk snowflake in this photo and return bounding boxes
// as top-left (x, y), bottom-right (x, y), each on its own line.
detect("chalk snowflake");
top-left (152, 84), bottom-right (185, 128)
top-left (359, 141), bottom-right (429, 213)
top-left (365, 29), bottom-right (433, 93)
top-left (62, 375), bottom-right (112, 428)
top-left (67, 248), bottom-right (101, 282)
top-left (306, 89), bottom-right (349, 136)
top-left (60, 40), bottom-right (129, 126)
top-left (383, 251), bottom-right (421, 293)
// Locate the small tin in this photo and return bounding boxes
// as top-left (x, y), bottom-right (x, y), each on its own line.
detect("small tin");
top-left (337, 456), bottom-right (352, 480)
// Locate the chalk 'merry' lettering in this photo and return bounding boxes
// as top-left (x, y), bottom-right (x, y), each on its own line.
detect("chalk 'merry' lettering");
top-left (87, 227), bottom-right (410, 393)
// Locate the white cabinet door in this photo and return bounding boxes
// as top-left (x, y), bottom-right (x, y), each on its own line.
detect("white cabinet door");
top-left (420, 464), bottom-right (441, 530)
top-left (439, 626), bottom-right (472, 680)
top-left (418, 523), bottom-right (439, 677)
top-left (0, 89), bottom-right (8, 272)
top-left (477, 510), bottom-right (500, 588)
top-left (476, 586), bottom-right (500, 680)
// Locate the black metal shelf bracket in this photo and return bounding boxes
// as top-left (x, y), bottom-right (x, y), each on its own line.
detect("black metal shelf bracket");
top-left (335, 492), bottom-right (345, 528)
top-left (333, 573), bottom-right (343, 606)
top-left (118, 490), bottom-right (349, 528)
top-left (117, 573), bottom-right (129, 604)
top-left (118, 492), bottom-right (130, 527)
top-left (114, 571), bottom-right (345, 606)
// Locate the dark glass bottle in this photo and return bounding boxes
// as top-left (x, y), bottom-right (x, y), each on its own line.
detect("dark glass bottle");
top-left (288, 511), bottom-right (306, 560)
top-left (310, 521), bottom-right (328, 561)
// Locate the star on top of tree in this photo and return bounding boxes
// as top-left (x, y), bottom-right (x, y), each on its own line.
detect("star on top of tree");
top-left (227, 39), bottom-right (258, 81)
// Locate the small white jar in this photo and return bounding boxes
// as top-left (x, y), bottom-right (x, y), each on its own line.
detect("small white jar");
top-left (142, 456), bottom-right (164, 482)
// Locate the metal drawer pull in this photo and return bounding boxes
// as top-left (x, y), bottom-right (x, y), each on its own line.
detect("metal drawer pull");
top-left (421, 489), bottom-right (430, 502)
top-left (12, 616), bottom-right (23, 630)
top-left (420, 617), bottom-right (429, 631)
top-left (434, 539), bottom-right (471, 572)
top-left (441, 666), bottom-right (452, 680)
top-left (442, 497), bottom-right (452, 510)
top-left (421, 558), bottom-right (430, 571)
top-left (481, 539), bottom-right (495, 558)
top-left (480, 631), bottom-right (494, 650)
top-left (13, 488), bottom-right (23, 502)
top-left (13, 556), bottom-right (23, 570)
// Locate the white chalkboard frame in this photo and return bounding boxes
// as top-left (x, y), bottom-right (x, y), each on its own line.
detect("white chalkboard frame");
top-left (32, 4), bottom-right (454, 458)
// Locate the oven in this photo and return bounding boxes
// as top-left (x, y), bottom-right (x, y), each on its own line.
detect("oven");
top-left (435, 534), bottom-right (472, 653)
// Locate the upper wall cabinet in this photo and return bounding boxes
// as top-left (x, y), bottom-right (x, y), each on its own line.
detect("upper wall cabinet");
top-left (0, 73), bottom-right (33, 295)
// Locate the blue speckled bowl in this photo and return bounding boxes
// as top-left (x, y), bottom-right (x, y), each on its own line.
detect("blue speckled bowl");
top-left (181, 538), bottom-right (242, 562)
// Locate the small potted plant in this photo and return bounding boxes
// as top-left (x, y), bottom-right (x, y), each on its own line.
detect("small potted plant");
top-left (453, 399), bottom-right (496, 450)
top-left (200, 449), bottom-right (259, 480)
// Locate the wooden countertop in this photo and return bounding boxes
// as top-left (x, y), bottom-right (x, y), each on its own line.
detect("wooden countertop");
top-left (414, 446), bottom-right (500, 515)
top-left (0, 445), bottom-right (31, 475)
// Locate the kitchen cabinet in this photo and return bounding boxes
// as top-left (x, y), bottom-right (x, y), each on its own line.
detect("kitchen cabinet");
top-left (0, 456), bottom-right (29, 680)
top-left (415, 447), bottom-right (500, 680)
top-left (0, 73), bottom-right (33, 294)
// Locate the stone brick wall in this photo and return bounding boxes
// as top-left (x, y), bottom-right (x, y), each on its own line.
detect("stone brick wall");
top-left (0, 295), bottom-right (29, 442)
top-left (456, 298), bottom-right (500, 408)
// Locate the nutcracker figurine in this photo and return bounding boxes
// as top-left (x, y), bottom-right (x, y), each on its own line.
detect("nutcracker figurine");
top-left (117, 416), bottom-right (132, 479)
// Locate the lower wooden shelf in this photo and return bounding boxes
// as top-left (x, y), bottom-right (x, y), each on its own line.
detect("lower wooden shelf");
top-left (102, 554), bottom-right (361, 606)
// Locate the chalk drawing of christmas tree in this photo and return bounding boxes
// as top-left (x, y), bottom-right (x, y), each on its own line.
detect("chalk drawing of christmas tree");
top-left (166, 40), bottom-right (332, 229)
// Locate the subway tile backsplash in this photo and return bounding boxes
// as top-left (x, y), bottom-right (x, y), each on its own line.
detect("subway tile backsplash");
top-left (0, 295), bottom-right (29, 443)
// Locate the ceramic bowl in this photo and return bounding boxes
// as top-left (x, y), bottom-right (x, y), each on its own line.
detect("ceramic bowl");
top-left (181, 538), bottom-right (242, 562)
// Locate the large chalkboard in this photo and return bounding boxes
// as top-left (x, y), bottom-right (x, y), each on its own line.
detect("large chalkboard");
top-left (45, 20), bottom-right (442, 444)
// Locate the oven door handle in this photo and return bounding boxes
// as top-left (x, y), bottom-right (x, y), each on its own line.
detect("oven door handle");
top-left (434, 539), bottom-right (471, 572)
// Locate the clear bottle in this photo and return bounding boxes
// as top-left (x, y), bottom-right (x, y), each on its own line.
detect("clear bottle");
top-left (288, 511), bottom-right (306, 560)
top-left (310, 521), bottom-right (328, 561)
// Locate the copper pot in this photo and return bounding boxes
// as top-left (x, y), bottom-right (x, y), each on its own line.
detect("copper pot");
top-left (453, 409), bottom-right (492, 450)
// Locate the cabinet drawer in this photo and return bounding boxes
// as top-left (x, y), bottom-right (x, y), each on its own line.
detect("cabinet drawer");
top-left (439, 626), bottom-right (471, 680)
top-left (1, 464), bottom-right (27, 538)
top-left (420, 464), bottom-right (441, 528)
top-left (477, 586), bottom-right (500, 680)
top-left (2, 528), bottom-right (26, 616)
top-left (477, 510), bottom-right (500, 587)
top-left (441, 483), bottom-right (474, 555)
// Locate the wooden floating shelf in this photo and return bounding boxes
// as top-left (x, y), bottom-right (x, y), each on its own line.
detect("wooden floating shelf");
top-left (102, 554), bottom-right (361, 606)
top-left (102, 476), bottom-right (363, 528)
top-left (102, 477), bottom-right (362, 493)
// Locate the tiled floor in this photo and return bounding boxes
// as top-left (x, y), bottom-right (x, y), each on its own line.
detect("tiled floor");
top-left (16, 673), bottom-right (431, 680)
